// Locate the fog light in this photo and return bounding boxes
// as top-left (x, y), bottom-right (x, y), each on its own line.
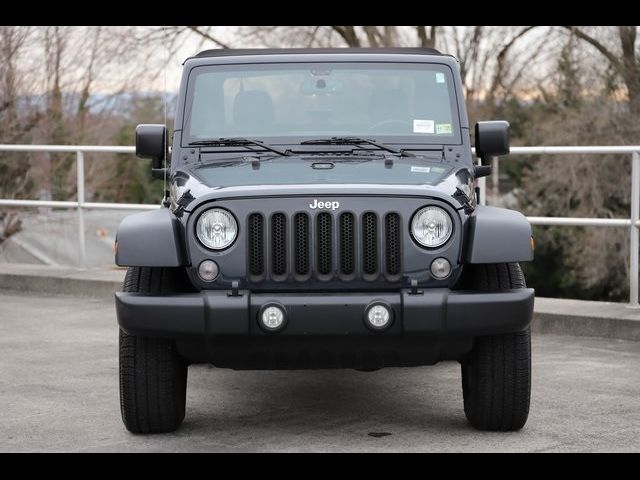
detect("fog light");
top-left (198, 260), bottom-right (219, 282)
top-left (430, 257), bottom-right (451, 279)
top-left (259, 305), bottom-right (286, 332)
top-left (365, 303), bottom-right (393, 331)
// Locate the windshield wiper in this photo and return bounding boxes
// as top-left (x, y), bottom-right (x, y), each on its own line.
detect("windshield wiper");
top-left (189, 137), bottom-right (291, 156)
top-left (300, 137), bottom-right (415, 157)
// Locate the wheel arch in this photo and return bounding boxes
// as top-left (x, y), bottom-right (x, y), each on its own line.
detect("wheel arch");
top-left (115, 209), bottom-right (187, 267)
top-left (464, 206), bottom-right (534, 264)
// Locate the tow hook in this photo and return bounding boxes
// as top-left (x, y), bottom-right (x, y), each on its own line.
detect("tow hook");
top-left (409, 279), bottom-right (423, 295)
top-left (228, 280), bottom-right (242, 297)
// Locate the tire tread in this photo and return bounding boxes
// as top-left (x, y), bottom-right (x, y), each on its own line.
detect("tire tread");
top-left (119, 267), bottom-right (187, 434)
top-left (461, 263), bottom-right (531, 431)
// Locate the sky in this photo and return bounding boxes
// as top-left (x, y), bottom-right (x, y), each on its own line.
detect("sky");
top-left (12, 26), bottom-right (614, 100)
top-left (149, 27), bottom-right (242, 92)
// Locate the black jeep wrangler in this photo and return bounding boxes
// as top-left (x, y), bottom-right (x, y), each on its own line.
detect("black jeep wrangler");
top-left (115, 48), bottom-right (534, 434)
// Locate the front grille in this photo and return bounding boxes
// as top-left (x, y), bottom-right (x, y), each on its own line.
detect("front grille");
top-left (247, 210), bottom-right (401, 282)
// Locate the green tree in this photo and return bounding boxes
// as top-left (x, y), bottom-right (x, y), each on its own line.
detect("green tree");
top-left (92, 95), bottom-right (166, 204)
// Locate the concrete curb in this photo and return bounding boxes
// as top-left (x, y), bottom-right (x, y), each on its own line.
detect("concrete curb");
top-left (532, 297), bottom-right (640, 341)
top-left (1, 263), bottom-right (638, 341)
top-left (0, 264), bottom-right (124, 298)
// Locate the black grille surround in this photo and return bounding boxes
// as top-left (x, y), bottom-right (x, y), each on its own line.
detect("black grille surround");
top-left (186, 196), bottom-right (462, 291)
top-left (247, 209), bottom-right (404, 284)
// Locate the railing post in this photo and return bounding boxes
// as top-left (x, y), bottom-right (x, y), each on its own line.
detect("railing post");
top-left (76, 151), bottom-right (86, 268)
top-left (478, 157), bottom-right (487, 206)
top-left (630, 152), bottom-right (640, 307)
top-left (492, 156), bottom-right (499, 202)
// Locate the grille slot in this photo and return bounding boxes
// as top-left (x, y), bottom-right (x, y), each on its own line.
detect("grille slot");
top-left (317, 212), bottom-right (333, 276)
top-left (271, 213), bottom-right (287, 277)
top-left (362, 212), bottom-right (378, 276)
top-left (294, 213), bottom-right (310, 276)
top-left (385, 213), bottom-right (401, 276)
top-left (248, 213), bottom-right (265, 277)
top-left (339, 213), bottom-right (355, 275)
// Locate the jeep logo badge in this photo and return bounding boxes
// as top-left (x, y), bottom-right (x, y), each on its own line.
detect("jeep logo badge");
top-left (309, 199), bottom-right (340, 210)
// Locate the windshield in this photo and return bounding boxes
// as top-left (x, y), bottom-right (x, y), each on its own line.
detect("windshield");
top-left (182, 62), bottom-right (461, 146)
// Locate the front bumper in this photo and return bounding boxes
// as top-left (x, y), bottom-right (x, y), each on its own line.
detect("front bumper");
top-left (115, 288), bottom-right (534, 368)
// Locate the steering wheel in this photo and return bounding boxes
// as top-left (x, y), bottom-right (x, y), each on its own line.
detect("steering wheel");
top-left (368, 119), bottom-right (412, 134)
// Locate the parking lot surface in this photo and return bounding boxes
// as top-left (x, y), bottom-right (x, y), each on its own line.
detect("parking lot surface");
top-left (1, 290), bottom-right (638, 452)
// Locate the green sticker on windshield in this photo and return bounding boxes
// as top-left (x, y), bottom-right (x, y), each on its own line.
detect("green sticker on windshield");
top-left (436, 123), bottom-right (453, 134)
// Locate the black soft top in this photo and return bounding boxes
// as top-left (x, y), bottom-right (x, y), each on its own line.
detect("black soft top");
top-left (194, 47), bottom-right (443, 58)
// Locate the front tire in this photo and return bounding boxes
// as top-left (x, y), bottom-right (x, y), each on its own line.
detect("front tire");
top-left (461, 263), bottom-right (532, 431)
top-left (119, 267), bottom-right (188, 433)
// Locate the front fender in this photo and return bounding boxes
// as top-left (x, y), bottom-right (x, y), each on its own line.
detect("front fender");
top-left (465, 205), bottom-right (534, 264)
top-left (115, 208), bottom-right (187, 267)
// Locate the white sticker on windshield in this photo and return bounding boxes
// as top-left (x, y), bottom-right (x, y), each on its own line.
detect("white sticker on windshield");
top-left (413, 119), bottom-right (435, 134)
top-left (436, 73), bottom-right (446, 84)
top-left (411, 166), bottom-right (431, 173)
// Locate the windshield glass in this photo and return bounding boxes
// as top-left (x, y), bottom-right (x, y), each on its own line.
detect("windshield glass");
top-left (183, 62), bottom-right (461, 145)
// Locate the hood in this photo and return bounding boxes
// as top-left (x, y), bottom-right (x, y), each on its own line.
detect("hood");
top-left (170, 155), bottom-right (475, 213)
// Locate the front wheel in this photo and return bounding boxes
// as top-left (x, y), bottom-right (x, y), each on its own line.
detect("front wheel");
top-left (460, 263), bottom-right (532, 431)
top-left (119, 267), bottom-right (188, 433)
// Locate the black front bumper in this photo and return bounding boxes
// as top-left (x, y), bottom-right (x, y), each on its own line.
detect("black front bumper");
top-left (115, 288), bottom-right (534, 369)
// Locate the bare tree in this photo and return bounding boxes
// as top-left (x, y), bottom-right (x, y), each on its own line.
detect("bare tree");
top-left (562, 26), bottom-right (640, 116)
top-left (0, 26), bottom-right (34, 242)
top-left (156, 25), bottom-right (441, 50)
top-left (1, 25), bottom-right (170, 237)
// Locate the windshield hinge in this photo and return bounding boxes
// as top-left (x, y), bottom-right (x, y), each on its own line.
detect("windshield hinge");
top-left (443, 146), bottom-right (464, 163)
top-left (173, 189), bottom-right (194, 217)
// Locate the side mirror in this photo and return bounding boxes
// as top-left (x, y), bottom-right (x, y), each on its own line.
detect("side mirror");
top-left (475, 120), bottom-right (510, 165)
top-left (136, 124), bottom-right (167, 177)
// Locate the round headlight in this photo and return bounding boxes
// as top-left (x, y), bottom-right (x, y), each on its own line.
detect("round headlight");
top-left (196, 208), bottom-right (238, 250)
top-left (411, 206), bottom-right (453, 248)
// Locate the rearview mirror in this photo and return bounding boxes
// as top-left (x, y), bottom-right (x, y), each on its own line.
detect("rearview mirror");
top-left (475, 120), bottom-right (510, 165)
top-left (300, 78), bottom-right (343, 95)
top-left (136, 124), bottom-right (166, 171)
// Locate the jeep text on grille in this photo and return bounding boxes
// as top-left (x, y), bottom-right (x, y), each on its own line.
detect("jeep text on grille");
top-left (114, 48), bottom-right (535, 434)
top-left (309, 199), bottom-right (340, 210)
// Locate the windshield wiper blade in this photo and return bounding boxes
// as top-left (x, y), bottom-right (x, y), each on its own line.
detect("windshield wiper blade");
top-left (189, 137), bottom-right (290, 156)
top-left (300, 137), bottom-right (415, 157)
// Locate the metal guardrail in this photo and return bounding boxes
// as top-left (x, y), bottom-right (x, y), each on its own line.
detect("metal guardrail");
top-left (1, 144), bottom-right (639, 306)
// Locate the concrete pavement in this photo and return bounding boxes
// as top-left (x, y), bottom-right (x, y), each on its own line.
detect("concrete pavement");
top-left (1, 290), bottom-right (639, 452)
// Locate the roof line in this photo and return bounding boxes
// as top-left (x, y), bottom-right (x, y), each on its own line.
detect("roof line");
top-left (192, 47), bottom-right (444, 59)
